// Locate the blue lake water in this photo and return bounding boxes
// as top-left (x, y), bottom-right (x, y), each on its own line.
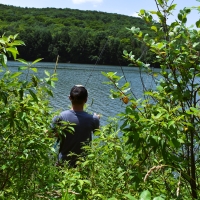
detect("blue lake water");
top-left (6, 61), bottom-right (157, 126)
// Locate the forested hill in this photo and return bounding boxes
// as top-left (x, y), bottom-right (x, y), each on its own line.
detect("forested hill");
top-left (0, 4), bottom-right (155, 65)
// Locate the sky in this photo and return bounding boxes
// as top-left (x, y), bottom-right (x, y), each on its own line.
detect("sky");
top-left (0, 0), bottom-right (200, 27)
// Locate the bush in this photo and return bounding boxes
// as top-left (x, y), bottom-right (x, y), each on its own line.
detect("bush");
top-left (0, 33), bottom-right (59, 199)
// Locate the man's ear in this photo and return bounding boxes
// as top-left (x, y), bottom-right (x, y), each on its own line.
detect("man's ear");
top-left (85, 98), bottom-right (87, 103)
top-left (69, 96), bottom-right (72, 101)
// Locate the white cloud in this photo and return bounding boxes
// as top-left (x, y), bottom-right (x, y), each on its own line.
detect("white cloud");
top-left (131, 12), bottom-right (140, 17)
top-left (72, 0), bottom-right (103, 4)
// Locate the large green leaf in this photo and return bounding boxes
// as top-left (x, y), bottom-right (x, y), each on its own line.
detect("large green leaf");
top-left (6, 47), bottom-right (19, 60)
top-left (140, 190), bottom-right (151, 200)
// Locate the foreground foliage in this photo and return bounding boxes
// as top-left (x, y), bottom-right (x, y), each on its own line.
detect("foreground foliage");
top-left (102, 0), bottom-right (200, 199)
top-left (56, 120), bottom-right (164, 199)
top-left (0, 34), bottom-right (59, 199)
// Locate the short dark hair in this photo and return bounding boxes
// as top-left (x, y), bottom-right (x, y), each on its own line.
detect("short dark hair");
top-left (70, 85), bottom-right (88, 104)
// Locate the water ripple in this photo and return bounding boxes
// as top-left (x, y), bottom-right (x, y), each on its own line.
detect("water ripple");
top-left (7, 61), bottom-right (157, 126)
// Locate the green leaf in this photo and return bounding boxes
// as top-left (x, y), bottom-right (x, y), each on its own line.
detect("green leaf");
top-left (10, 72), bottom-right (22, 78)
top-left (149, 11), bottom-right (157, 14)
top-left (29, 89), bottom-right (38, 103)
top-left (0, 39), bottom-right (6, 45)
top-left (175, 34), bottom-right (181, 39)
top-left (18, 66), bottom-right (28, 70)
top-left (44, 88), bottom-right (54, 97)
top-left (13, 33), bottom-right (19, 39)
top-left (172, 138), bottom-right (180, 148)
top-left (6, 47), bottom-right (19, 60)
top-left (157, 11), bottom-right (163, 19)
top-left (118, 172), bottom-right (125, 178)
top-left (101, 71), bottom-right (107, 76)
top-left (124, 194), bottom-right (137, 200)
top-left (153, 112), bottom-right (163, 119)
top-left (140, 9), bottom-right (145, 15)
top-left (94, 194), bottom-right (105, 198)
top-left (1, 165), bottom-right (7, 170)
top-left (182, 17), bottom-right (187, 23)
top-left (16, 58), bottom-right (28, 65)
top-left (0, 54), bottom-right (7, 66)
top-left (193, 42), bottom-right (199, 48)
top-left (196, 20), bottom-right (200, 28)
top-left (51, 77), bottom-right (58, 81)
top-left (32, 58), bottom-right (43, 65)
top-left (178, 13), bottom-right (182, 21)
top-left (123, 50), bottom-right (128, 56)
top-left (151, 26), bottom-right (158, 32)
top-left (30, 68), bottom-right (38, 72)
top-left (184, 8), bottom-right (191, 14)
top-left (45, 70), bottom-right (50, 77)
top-left (167, 4), bottom-right (177, 12)
top-left (190, 107), bottom-right (199, 113)
top-left (78, 180), bottom-right (84, 188)
top-left (168, 120), bottom-right (175, 127)
top-left (140, 190), bottom-right (151, 200)
top-left (157, 42), bottom-right (164, 49)
top-left (177, 138), bottom-right (184, 143)
top-left (153, 197), bottom-right (165, 200)
top-left (9, 41), bottom-right (25, 46)
top-left (157, 0), bottom-right (164, 5)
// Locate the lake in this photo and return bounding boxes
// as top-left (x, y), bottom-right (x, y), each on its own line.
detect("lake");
top-left (7, 61), bottom-right (157, 126)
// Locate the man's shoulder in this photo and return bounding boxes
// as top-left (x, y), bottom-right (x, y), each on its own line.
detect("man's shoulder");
top-left (61, 110), bottom-right (73, 114)
top-left (60, 110), bottom-right (74, 117)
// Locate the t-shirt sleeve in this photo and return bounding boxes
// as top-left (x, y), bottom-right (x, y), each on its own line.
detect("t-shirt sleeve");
top-left (51, 115), bottom-right (61, 130)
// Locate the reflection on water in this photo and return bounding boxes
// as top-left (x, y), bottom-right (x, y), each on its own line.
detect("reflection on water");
top-left (6, 61), bottom-right (157, 126)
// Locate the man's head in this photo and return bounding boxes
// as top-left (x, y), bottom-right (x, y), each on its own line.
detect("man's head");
top-left (69, 85), bottom-right (88, 105)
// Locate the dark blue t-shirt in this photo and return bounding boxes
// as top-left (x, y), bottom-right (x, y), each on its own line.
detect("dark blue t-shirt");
top-left (52, 110), bottom-right (99, 166)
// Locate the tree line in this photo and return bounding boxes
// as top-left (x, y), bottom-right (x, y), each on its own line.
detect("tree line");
top-left (0, 4), bottom-right (157, 66)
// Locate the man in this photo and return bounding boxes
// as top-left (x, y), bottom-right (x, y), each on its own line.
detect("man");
top-left (52, 85), bottom-right (100, 167)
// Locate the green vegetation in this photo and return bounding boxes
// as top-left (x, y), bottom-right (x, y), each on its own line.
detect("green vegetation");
top-left (102, 1), bottom-right (200, 198)
top-left (0, 3), bottom-right (156, 65)
top-left (0, 34), bottom-right (59, 198)
top-left (1, 0), bottom-right (200, 199)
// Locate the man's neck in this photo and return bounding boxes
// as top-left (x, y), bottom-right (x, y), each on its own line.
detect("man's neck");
top-left (71, 104), bottom-right (84, 111)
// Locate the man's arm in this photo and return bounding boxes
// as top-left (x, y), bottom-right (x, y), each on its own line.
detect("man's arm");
top-left (93, 113), bottom-right (100, 129)
top-left (50, 115), bottom-right (61, 138)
